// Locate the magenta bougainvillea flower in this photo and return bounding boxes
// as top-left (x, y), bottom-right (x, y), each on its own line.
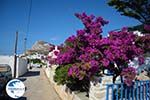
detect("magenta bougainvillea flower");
top-left (144, 24), bottom-right (150, 31)
top-left (53, 13), bottom-right (146, 85)
top-left (121, 67), bottom-right (137, 86)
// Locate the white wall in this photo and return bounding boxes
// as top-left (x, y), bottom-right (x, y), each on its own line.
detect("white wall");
top-left (16, 57), bottom-right (27, 77)
top-left (0, 55), bottom-right (27, 78)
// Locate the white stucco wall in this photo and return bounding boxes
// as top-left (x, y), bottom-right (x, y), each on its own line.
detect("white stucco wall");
top-left (0, 55), bottom-right (27, 78)
top-left (16, 57), bottom-right (27, 77)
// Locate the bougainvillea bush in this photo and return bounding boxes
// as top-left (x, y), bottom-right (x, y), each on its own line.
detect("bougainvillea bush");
top-left (53, 13), bottom-right (146, 90)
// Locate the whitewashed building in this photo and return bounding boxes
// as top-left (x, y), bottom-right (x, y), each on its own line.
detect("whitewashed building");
top-left (0, 55), bottom-right (28, 78)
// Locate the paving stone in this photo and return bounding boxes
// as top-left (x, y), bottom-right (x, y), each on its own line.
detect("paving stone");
top-left (20, 68), bottom-right (61, 100)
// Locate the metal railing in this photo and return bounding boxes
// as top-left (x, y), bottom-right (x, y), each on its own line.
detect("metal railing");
top-left (106, 80), bottom-right (150, 100)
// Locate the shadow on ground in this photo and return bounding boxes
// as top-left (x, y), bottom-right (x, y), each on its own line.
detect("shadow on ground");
top-left (21, 71), bottom-right (40, 77)
top-left (18, 78), bottom-right (27, 82)
top-left (17, 97), bottom-right (27, 100)
top-left (0, 96), bottom-right (27, 100)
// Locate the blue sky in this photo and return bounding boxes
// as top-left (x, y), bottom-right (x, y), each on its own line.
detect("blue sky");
top-left (0, 0), bottom-right (140, 55)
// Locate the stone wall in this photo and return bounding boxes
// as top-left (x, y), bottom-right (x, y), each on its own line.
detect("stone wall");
top-left (89, 75), bottom-right (113, 100)
top-left (44, 65), bottom-right (81, 100)
top-left (44, 65), bottom-right (120, 100)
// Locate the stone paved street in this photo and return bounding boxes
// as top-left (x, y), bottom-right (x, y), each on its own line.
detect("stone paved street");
top-left (19, 68), bottom-right (61, 100)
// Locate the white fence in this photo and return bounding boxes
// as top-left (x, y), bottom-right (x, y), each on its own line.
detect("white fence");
top-left (0, 55), bottom-right (27, 77)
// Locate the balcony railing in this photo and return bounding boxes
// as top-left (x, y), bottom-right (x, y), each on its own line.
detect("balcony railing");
top-left (106, 80), bottom-right (150, 100)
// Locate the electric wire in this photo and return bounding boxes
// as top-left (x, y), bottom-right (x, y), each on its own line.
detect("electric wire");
top-left (24, 0), bottom-right (32, 52)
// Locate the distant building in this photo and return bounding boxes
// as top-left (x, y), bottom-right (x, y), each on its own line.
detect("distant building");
top-left (47, 46), bottom-right (60, 67)
top-left (48, 46), bottom-right (60, 59)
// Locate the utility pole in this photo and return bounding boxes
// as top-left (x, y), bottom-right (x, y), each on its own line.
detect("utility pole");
top-left (24, 37), bottom-right (27, 53)
top-left (14, 31), bottom-right (18, 78)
